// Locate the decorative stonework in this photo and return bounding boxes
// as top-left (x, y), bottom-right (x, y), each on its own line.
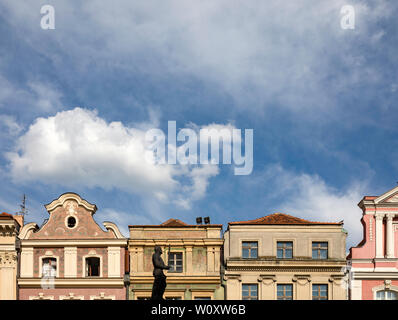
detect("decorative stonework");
top-left (0, 251), bottom-right (17, 267)
top-left (386, 194), bottom-right (398, 203)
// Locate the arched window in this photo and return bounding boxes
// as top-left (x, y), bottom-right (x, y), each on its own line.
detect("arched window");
top-left (376, 290), bottom-right (398, 300)
top-left (85, 257), bottom-right (100, 277)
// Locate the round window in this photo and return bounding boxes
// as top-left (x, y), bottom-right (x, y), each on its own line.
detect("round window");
top-left (67, 216), bottom-right (76, 228)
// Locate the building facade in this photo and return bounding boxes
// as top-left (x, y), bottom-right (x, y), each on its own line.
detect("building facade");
top-left (0, 213), bottom-right (22, 300)
top-left (223, 213), bottom-right (347, 300)
top-left (348, 185), bottom-right (398, 300)
top-left (18, 193), bottom-right (128, 300)
top-left (129, 219), bottom-right (224, 300)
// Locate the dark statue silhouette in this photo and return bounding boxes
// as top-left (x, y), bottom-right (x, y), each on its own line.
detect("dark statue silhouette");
top-left (151, 246), bottom-right (170, 300)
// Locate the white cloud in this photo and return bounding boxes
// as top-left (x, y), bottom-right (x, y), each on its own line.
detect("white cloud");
top-left (2, 1), bottom-right (393, 115)
top-left (254, 164), bottom-right (367, 248)
top-left (6, 107), bottom-right (225, 209)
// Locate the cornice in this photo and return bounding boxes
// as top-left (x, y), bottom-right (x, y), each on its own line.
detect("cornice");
top-left (18, 277), bottom-right (124, 288)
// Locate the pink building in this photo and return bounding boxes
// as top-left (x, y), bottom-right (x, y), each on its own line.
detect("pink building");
top-left (18, 193), bottom-right (128, 300)
top-left (348, 185), bottom-right (398, 300)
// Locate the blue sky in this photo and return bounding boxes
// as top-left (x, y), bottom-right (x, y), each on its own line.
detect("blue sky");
top-left (0, 1), bottom-right (397, 248)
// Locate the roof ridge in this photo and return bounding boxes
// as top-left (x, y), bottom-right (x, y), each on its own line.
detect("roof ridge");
top-left (229, 212), bottom-right (341, 225)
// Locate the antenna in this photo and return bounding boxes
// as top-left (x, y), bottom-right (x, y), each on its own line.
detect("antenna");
top-left (17, 194), bottom-right (28, 218)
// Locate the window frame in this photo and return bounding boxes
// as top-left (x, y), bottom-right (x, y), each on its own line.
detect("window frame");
top-left (376, 290), bottom-right (398, 300)
top-left (276, 241), bottom-right (293, 259)
top-left (242, 241), bottom-right (258, 259)
top-left (277, 284), bottom-right (293, 300)
top-left (82, 254), bottom-right (103, 277)
top-left (312, 241), bottom-right (328, 259)
top-left (312, 284), bottom-right (328, 300)
top-left (168, 252), bottom-right (183, 273)
top-left (242, 283), bottom-right (258, 300)
top-left (40, 256), bottom-right (59, 278)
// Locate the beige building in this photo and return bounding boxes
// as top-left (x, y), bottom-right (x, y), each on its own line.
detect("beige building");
top-left (0, 212), bottom-right (23, 300)
top-left (129, 218), bottom-right (224, 300)
top-left (223, 213), bottom-right (347, 300)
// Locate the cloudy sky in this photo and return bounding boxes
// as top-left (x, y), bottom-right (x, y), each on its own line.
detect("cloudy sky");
top-left (0, 1), bottom-right (397, 248)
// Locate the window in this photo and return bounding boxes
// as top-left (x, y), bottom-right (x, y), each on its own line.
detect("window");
top-left (312, 284), bottom-right (328, 300)
top-left (168, 252), bottom-right (183, 273)
top-left (376, 290), bottom-right (398, 300)
top-left (165, 297), bottom-right (182, 300)
top-left (312, 242), bottom-right (328, 259)
top-left (86, 257), bottom-right (100, 277)
top-left (277, 242), bottom-right (293, 259)
top-left (194, 297), bottom-right (211, 300)
top-left (242, 241), bottom-right (258, 259)
top-left (67, 216), bottom-right (76, 228)
top-left (242, 284), bottom-right (258, 300)
top-left (277, 284), bottom-right (293, 300)
top-left (42, 258), bottom-right (57, 278)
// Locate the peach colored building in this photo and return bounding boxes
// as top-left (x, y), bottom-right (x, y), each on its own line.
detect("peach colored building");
top-left (18, 193), bottom-right (128, 300)
top-left (129, 219), bottom-right (224, 300)
top-left (0, 213), bottom-right (22, 300)
top-left (348, 185), bottom-right (398, 300)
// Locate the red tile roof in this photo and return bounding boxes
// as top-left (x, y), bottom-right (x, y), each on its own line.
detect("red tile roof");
top-left (160, 219), bottom-right (187, 227)
top-left (363, 196), bottom-right (377, 200)
top-left (0, 212), bottom-right (14, 220)
top-left (229, 213), bottom-right (342, 226)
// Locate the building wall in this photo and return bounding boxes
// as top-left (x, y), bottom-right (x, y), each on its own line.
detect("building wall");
top-left (348, 186), bottom-right (398, 300)
top-left (18, 193), bottom-right (127, 300)
top-left (224, 222), bottom-right (347, 300)
top-left (129, 222), bottom-right (224, 300)
top-left (0, 214), bottom-right (20, 300)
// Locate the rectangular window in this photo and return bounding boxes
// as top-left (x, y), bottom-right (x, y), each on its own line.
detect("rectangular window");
top-left (86, 257), bottom-right (100, 277)
top-left (312, 242), bottom-right (328, 259)
top-left (42, 257), bottom-right (57, 278)
top-left (242, 284), bottom-right (258, 300)
top-left (242, 241), bottom-right (258, 259)
top-left (168, 252), bottom-right (183, 273)
top-left (312, 284), bottom-right (328, 300)
top-left (277, 242), bottom-right (293, 259)
top-left (194, 297), bottom-right (211, 300)
top-left (165, 297), bottom-right (182, 300)
top-left (277, 284), bottom-right (293, 300)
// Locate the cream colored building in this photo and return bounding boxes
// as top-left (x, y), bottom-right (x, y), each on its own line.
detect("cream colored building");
top-left (0, 213), bottom-right (22, 300)
top-left (223, 213), bottom-right (347, 300)
top-left (129, 219), bottom-right (224, 300)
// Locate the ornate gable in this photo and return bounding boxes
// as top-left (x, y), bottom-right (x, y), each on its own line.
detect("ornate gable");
top-left (374, 186), bottom-right (398, 204)
top-left (29, 193), bottom-right (115, 239)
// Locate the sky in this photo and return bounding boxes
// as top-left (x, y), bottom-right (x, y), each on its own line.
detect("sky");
top-left (0, 1), bottom-right (397, 248)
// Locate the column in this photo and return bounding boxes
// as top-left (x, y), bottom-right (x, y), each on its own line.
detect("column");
top-left (20, 247), bottom-right (34, 277)
top-left (293, 275), bottom-right (311, 300)
top-left (375, 214), bottom-right (384, 258)
top-left (185, 246), bottom-right (193, 275)
top-left (258, 275), bottom-right (276, 300)
top-left (64, 247), bottom-right (77, 277)
top-left (207, 247), bottom-right (215, 273)
top-left (386, 214), bottom-right (395, 258)
top-left (108, 246), bottom-right (121, 277)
